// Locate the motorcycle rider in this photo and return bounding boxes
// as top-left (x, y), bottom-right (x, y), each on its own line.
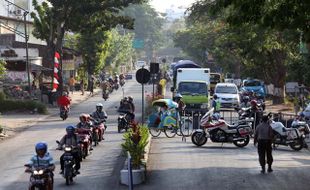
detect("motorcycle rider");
top-left (173, 93), bottom-right (185, 115)
top-left (254, 115), bottom-right (274, 173)
top-left (240, 96), bottom-right (251, 108)
top-left (76, 114), bottom-right (93, 150)
top-left (127, 96), bottom-right (135, 120)
top-left (91, 103), bottom-right (108, 130)
top-left (58, 126), bottom-right (81, 175)
top-left (119, 97), bottom-right (134, 122)
top-left (57, 92), bottom-right (71, 111)
top-left (25, 142), bottom-right (55, 190)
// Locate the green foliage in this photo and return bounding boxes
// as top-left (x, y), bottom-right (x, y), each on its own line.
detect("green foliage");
top-left (121, 125), bottom-right (149, 169)
top-left (0, 99), bottom-right (47, 114)
top-left (0, 59), bottom-right (6, 79)
top-left (0, 92), bottom-right (6, 101)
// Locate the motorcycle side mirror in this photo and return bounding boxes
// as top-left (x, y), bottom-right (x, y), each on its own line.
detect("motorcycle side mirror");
top-left (24, 164), bottom-right (31, 167)
top-left (56, 140), bottom-right (60, 144)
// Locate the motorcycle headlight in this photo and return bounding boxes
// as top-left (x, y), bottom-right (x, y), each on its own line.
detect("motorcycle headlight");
top-left (201, 103), bottom-right (208, 109)
top-left (34, 170), bottom-right (44, 175)
top-left (65, 147), bottom-right (72, 151)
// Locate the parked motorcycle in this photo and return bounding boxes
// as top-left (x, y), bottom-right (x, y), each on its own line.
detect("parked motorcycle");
top-left (25, 165), bottom-right (53, 190)
top-left (117, 112), bottom-right (131, 133)
top-left (56, 142), bottom-right (76, 185)
top-left (76, 128), bottom-right (92, 159)
top-left (60, 106), bottom-right (69, 120)
top-left (271, 119), bottom-right (308, 151)
top-left (191, 116), bottom-right (252, 147)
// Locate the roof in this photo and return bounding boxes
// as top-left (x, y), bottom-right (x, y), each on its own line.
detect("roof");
top-left (216, 83), bottom-right (237, 87)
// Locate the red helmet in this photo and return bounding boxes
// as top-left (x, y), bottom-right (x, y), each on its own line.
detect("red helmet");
top-left (250, 100), bottom-right (257, 107)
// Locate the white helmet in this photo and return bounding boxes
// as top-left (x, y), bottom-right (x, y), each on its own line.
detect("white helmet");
top-left (174, 93), bottom-right (183, 98)
top-left (96, 103), bottom-right (103, 107)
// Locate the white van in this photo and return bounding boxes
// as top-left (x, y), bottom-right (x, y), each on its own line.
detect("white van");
top-left (214, 83), bottom-right (240, 108)
top-left (136, 61), bottom-right (146, 68)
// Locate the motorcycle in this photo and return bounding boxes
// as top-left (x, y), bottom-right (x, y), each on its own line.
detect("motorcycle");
top-left (60, 106), bottom-right (69, 120)
top-left (191, 116), bottom-right (252, 147)
top-left (271, 119), bottom-right (308, 151)
top-left (117, 112), bottom-right (131, 133)
top-left (120, 79), bottom-right (125, 87)
top-left (25, 165), bottom-right (53, 190)
top-left (102, 89), bottom-right (109, 101)
top-left (114, 79), bottom-right (119, 90)
top-left (91, 119), bottom-right (106, 146)
top-left (76, 128), bottom-right (92, 159)
top-left (56, 142), bottom-right (76, 185)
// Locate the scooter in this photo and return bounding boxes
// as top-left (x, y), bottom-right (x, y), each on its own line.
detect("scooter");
top-left (120, 79), bottom-right (125, 87)
top-left (76, 128), bottom-right (92, 159)
top-left (102, 89), bottom-right (109, 101)
top-left (25, 165), bottom-right (53, 190)
top-left (191, 116), bottom-right (252, 147)
top-left (56, 142), bottom-right (77, 185)
top-left (92, 119), bottom-right (106, 146)
top-left (117, 112), bottom-right (131, 133)
top-left (60, 106), bottom-right (69, 120)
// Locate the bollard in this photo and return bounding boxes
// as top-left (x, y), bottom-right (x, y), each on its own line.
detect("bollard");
top-left (127, 151), bottom-right (133, 190)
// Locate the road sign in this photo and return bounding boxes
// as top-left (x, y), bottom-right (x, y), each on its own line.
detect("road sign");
top-left (132, 39), bottom-right (144, 49)
top-left (136, 68), bottom-right (150, 84)
top-left (150, 62), bottom-right (159, 74)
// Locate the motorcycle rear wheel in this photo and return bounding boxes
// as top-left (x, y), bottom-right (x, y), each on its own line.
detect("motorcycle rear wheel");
top-left (233, 135), bottom-right (250, 147)
top-left (191, 131), bottom-right (208, 146)
top-left (289, 139), bottom-right (304, 151)
top-left (149, 127), bottom-right (161, 137)
top-left (164, 126), bottom-right (177, 138)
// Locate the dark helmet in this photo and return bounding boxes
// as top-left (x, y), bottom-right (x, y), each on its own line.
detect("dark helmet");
top-left (250, 100), bottom-right (257, 107)
top-left (262, 115), bottom-right (269, 122)
top-left (213, 94), bottom-right (218, 99)
top-left (35, 142), bottom-right (47, 155)
top-left (96, 103), bottom-right (103, 112)
top-left (66, 125), bottom-right (75, 135)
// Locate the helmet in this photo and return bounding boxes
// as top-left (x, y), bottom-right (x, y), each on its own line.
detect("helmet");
top-left (250, 100), bottom-right (257, 107)
top-left (243, 96), bottom-right (250, 102)
top-left (123, 97), bottom-right (128, 101)
top-left (35, 142), bottom-right (47, 155)
top-left (213, 94), bottom-right (218, 99)
top-left (66, 125), bottom-right (75, 135)
top-left (96, 103), bottom-right (103, 112)
top-left (174, 93), bottom-right (182, 99)
top-left (128, 96), bottom-right (133, 102)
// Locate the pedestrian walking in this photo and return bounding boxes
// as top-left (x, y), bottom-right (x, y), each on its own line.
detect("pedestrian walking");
top-left (68, 75), bottom-right (76, 94)
top-left (254, 115), bottom-right (274, 173)
top-left (89, 76), bottom-right (95, 96)
top-left (80, 79), bottom-right (85, 95)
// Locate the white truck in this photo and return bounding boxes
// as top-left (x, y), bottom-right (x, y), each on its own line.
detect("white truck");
top-left (174, 68), bottom-right (211, 112)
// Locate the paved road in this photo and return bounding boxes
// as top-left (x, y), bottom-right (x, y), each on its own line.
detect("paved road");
top-left (0, 74), bottom-right (149, 190)
top-left (135, 135), bottom-right (310, 190)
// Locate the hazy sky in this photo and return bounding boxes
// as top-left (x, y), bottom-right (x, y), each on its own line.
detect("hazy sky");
top-left (150, 0), bottom-right (197, 12)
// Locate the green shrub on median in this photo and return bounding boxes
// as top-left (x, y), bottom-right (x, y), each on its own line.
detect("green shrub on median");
top-left (121, 124), bottom-right (149, 169)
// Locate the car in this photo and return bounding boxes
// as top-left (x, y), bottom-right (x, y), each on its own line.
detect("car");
top-left (241, 79), bottom-right (266, 99)
top-left (214, 83), bottom-right (240, 108)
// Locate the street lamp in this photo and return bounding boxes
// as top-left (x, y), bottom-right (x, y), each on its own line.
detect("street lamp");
top-left (5, 0), bottom-right (31, 96)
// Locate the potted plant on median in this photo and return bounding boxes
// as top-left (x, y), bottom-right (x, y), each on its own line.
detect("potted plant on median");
top-left (120, 123), bottom-right (149, 185)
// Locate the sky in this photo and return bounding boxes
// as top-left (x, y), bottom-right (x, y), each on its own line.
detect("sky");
top-left (150, 0), bottom-right (197, 13)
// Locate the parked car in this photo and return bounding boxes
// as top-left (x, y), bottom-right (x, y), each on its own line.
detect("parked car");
top-left (214, 83), bottom-right (240, 108)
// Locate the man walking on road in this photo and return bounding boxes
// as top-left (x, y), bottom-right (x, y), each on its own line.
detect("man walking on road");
top-left (254, 115), bottom-right (274, 173)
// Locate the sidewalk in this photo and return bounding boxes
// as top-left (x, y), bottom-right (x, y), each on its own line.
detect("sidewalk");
top-left (0, 89), bottom-right (100, 138)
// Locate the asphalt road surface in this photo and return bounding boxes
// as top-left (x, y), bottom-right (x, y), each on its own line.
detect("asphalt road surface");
top-left (0, 74), bottom-right (149, 190)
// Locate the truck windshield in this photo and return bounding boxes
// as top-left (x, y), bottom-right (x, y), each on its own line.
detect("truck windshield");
top-left (215, 86), bottom-right (237, 94)
top-left (244, 80), bottom-right (261, 86)
top-left (179, 82), bottom-right (207, 95)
